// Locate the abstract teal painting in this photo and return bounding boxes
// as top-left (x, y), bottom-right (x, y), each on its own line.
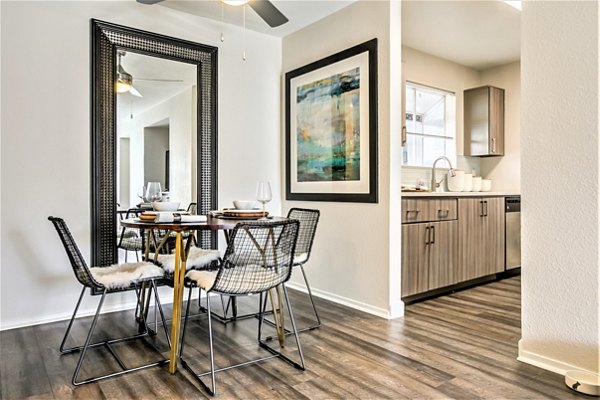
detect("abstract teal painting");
top-left (295, 67), bottom-right (361, 182)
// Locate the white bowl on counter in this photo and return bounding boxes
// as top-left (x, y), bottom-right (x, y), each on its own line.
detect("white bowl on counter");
top-left (463, 173), bottom-right (473, 192)
top-left (152, 201), bottom-right (181, 211)
top-left (472, 176), bottom-right (482, 192)
top-left (481, 179), bottom-right (492, 192)
top-left (447, 170), bottom-right (465, 192)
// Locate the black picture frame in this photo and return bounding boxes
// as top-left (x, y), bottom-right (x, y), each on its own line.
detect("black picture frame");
top-left (285, 38), bottom-right (378, 203)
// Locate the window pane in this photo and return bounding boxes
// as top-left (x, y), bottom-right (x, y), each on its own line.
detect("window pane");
top-left (403, 133), bottom-right (423, 166)
top-left (406, 87), bottom-right (415, 113)
top-left (423, 98), bottom-right (445, 136)
top-left (423, 137), bottom-right (450, 166)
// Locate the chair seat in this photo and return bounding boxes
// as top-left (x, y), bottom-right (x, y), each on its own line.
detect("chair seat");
top-left (186, 270), bottom-right (217, 290)
top-left (90, 262), bottom-right (164, 290)
top-left (293, 252), bottom-right (309, 265)
top-left (150, 247), bottom-right (220, 273)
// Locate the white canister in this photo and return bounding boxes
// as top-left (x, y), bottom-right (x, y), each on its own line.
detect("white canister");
top-left (447, 170), bottom-right (465, 192)
top-left (481, 179), bottom-right (492, 192)
top-left (463, 173), bottom-right (473, 192)
top-left (472, 176), bottom-right (482, 192)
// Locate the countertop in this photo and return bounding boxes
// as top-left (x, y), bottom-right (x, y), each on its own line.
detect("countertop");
top-left (401, 191), bottom-right (520, 198)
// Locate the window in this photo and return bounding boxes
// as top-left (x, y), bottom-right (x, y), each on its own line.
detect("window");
top-left (403, 82), bottom-right (456, 167)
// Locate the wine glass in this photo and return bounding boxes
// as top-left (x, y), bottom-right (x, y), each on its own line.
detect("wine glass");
top-left (256, 181), bottom-right (272, 219)
top-left (145, 182), bottom-right (162, 203)
top-left (137, 186), bottom-right (146, 203)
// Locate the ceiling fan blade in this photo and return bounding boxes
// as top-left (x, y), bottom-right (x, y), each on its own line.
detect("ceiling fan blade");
top-left (249, 0), bottom-right (289, 28)
top-left (129, 86), bottom-right (143, 97)
top-left (136, 0), bottom-right (164, 4)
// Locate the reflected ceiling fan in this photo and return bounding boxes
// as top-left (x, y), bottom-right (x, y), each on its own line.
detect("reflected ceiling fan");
top-left (136, 0), bottom-right (289, 28)
top-left (116, 51), bottom-right (185, 98)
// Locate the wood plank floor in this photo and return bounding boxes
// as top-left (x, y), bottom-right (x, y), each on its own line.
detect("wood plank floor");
top-left (1, 277), bottom-right (579, 399)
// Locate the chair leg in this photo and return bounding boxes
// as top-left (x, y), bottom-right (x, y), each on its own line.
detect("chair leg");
top-left (299, 264), bottom-right (321, 330)
top-left (60, 287), bottom-right (86, 353)
top-left (151, 280), bottom-right (171, 348)
top-left (72, 290), bottom-right (107, 385)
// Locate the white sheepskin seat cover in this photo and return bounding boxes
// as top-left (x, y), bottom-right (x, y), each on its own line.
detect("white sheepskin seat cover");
top-left (90, 262), bottom-right (164, 289)
top-left (186, 270), bottom-right (218, 291)
top-left (293, 253), bottom-right (309, 265)
top-left (150, 247), bottom-right (221, 273)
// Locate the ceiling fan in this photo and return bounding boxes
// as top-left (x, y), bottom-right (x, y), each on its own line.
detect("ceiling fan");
top-left (116, 51), bottom-right (143, 97)
top-left (136, 0), bottom-right (289, 28)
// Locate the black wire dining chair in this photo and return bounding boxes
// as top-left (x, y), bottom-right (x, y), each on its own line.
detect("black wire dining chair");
top-left (179, 219), bottom-right (304, 396)
top-left (48, 216), bottom-right (171, 386)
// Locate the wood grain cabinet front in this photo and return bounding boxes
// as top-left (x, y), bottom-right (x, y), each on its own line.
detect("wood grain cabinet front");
top-left (457, 197), bottom-right (505, 281)
top-left (401, 220), bottom-right (458, 297)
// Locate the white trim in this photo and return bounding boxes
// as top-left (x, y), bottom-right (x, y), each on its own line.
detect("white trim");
top-left (0, 290), bottom-right (207, 331)
top-left (286, 281), bottom-right (392, 319)
top-left (517, 339), bottom-right (593, 376)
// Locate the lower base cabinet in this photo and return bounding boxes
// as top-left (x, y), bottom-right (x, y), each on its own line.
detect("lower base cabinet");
top-left (401, 220), bottom-right (457, 297)
top-left (402, 196), bottom-right (506, 300)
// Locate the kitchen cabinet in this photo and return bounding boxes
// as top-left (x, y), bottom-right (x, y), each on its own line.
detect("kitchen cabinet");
top-left (457, 197), bottom-right (505, 281)
top-left (401, 199), bottom-right (458, 297)
top-left (464, 85), bottom-right (504, 157)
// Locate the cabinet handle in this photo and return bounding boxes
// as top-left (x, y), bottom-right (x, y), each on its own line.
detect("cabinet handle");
top-left (425, 226), bottom-right (430, 245)
top-left (484, 200), bottom-right (488, 217)
top-left (479, 200), bottom-right (484, 217)
top-left (430, 225), bottom-right (435, 245)
top-left (491, 137), bottom-right (496, 153)
top-left (402, 126), bottom-right (407, 146)
top-left (437, 209), bottom-right (450, 218)
top-left (405, 209), bottom-right (420, 217)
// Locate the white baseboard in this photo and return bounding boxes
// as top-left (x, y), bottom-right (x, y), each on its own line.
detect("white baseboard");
top-left (0, 290), bottom-right (203, 331)
top-left (286, 281), bottom-right (397, 319)
top-left (517, 339), bottom-right (595, 376)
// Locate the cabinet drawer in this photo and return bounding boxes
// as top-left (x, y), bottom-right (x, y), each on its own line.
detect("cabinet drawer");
top-left (402, 199), bottom-right (430, 223)
top-left (402, 198), bottom-right (457, 223)
top-left (429, 199), bottom-right (457, 221)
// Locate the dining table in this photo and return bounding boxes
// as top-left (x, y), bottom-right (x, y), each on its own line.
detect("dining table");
top-left (120, 215), bottom-right (287, 374)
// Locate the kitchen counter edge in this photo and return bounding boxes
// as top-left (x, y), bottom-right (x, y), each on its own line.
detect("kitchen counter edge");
top-left (401, 191), bottom-right (520, 198)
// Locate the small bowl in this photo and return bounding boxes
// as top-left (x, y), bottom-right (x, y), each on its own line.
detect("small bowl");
top-left (152, 201), bottom-right (180, 212)
top-left (233, 200), bottom-right (259, 210)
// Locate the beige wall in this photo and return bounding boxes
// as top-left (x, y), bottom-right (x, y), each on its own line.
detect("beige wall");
top-left (1, 1), bottom-right (282, 329)
top-left (480, 62), bottom-right (521, 192)
top-left (282, 1), bottom-right (404, 317)
top-left (520, 1), bottom-right (599, 374)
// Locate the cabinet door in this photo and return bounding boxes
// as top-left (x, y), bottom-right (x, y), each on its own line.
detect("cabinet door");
top-left (401, 223), bottom-right (429, 297)
top-left (489, 87), bottom-right (505, 155)
top-left (428, 220), bottom-right (458, 290)
top-left (480, 197), bottom-right (505, 275)
top-left (458, 198), bottom-right (486, 281)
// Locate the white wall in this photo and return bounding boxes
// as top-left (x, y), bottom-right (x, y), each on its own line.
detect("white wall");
top-left (282, 1), bottom-right (403, 318)
top-left (144, 126), bottom-right (169, 188)
top-left (520, 1), bottom-right (599, 374)
top-left (1, 1), bottom-right (281, 329)
top-left (480, 62), bottom-right (520, 192)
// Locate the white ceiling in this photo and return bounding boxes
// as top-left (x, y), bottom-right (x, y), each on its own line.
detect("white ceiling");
top-left (402, 0), bottom-right (521, 70)
top-left (158, 0), bottom-right (355, 38)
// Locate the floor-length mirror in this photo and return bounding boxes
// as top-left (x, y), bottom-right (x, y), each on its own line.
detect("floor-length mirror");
top-left (91, 19), bottom-right (217, 267)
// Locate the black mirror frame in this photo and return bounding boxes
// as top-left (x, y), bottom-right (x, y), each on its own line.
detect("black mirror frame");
top-left (91, 19), bottom-right (218, 267)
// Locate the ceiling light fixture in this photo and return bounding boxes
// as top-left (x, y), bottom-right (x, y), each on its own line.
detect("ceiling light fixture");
top-left (504, 0), bottom-right (522, 11)
top-left (116, 51), bottom-right (133, 93)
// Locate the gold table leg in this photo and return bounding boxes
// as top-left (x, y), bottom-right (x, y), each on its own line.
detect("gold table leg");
top-left (168, 232), bottom-right (187, 374)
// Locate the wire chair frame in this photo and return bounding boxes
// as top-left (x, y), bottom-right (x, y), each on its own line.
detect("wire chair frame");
top-left (179, 219), bottom-right (305, 396)
top-left (117, 208), bottom-right (144, 262)
top-left (48, 216), bottom-right (170, 385)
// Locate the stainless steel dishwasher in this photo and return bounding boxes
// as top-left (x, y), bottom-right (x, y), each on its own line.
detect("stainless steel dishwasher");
top-left (505, 196), bottom-right (521, 270)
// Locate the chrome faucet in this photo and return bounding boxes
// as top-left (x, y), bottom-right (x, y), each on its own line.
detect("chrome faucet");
top-left (431, 156), bottom-right (456, 192)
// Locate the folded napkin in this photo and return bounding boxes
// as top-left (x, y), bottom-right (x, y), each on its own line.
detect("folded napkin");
top-left (153, 212), bottom-right (207, 223)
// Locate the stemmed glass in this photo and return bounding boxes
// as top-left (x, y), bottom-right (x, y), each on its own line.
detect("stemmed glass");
top-left (256, 181), bottom-right (272, 219)
top-left (145, 182), bottom-right (162, 203)
top-left (137, 186), bottom-right (146, 203)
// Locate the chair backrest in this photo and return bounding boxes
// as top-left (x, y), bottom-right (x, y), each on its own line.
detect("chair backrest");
top-left (287, 208), bottom-right (320, 262)
top-left (187, 202), bottom-right (197, 214)
top-left (212, 219), bottom-right (299, 295)
top-left (48, 216), bottom-right (101, 289)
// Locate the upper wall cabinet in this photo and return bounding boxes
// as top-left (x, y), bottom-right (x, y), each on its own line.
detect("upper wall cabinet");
top-left (464, 85), bottom-right (505, 157)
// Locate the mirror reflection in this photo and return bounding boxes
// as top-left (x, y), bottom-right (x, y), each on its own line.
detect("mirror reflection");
top-left (116, 50), bottom-right (197, 211)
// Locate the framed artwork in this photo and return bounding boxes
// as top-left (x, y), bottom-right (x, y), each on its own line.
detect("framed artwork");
top-left (285, 38), bottom-right (378, 203)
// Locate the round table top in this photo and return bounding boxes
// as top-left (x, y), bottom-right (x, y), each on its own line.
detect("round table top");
top-left (120, 215), bottom-right (287, 231)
